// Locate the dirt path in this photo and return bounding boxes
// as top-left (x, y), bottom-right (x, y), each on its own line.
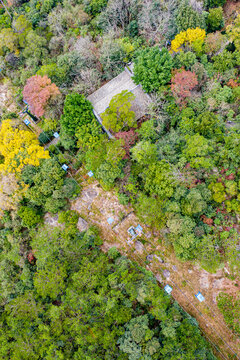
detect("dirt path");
top-left (69, 174), bottom-right (240, 360)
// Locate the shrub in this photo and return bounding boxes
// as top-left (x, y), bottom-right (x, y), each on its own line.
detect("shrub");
top-left (217, 292), bottom-right (240, 334)
top-left (58, 210), bottom-right (79, 226)
top-left (38, 132), bottom-right (50, 144)
top-left (118, 193), bottom-right (130, 205)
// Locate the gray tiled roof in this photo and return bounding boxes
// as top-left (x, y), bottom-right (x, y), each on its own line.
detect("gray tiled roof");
top-left (87, 67), bottom-right (151, 120)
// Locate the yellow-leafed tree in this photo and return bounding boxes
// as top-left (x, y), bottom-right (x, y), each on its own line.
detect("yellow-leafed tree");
top-left (171, 27), bottom-right (206, 53)
top-left (0, 119), bottom-right (49, 174)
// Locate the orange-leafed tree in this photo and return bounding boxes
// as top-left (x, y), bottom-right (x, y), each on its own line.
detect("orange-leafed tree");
top-left (23, 75), bottom-right (60, 117)
top-left (171, 70), bottom-right (198, 104)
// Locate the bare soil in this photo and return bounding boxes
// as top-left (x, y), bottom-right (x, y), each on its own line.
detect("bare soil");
top-left (223, 1), bottom-right (240, 26)
top-left (70, 173), bottom-right (240, 360)
top-left (0, 81), bottom-right (18, 115)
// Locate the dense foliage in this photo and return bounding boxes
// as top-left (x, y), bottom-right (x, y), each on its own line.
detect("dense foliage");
top-left (0, 212), bottom-right (216, 359)
top-left (0, 0), bottom-right (239, 356)
top-left (133, 47), bottom-right (173, 92)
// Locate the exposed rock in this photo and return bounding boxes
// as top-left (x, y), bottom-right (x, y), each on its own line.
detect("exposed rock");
top-left (77, 217), bottom-right (89, 232)
top-left (163, 269), bottom-right (170, 279)
top-left (155, 273), bottom-right (163, 283)
top-left (44, 213), bottom-right (63, 228)
top-left (145, 232), bottom-right (152, 239)
top-left (212, 292), bottom-right (219, 304)
top-left (81, 188), bottom-right (98, 203)
top-left (154, 255), bottom-right (164, 263)
top-left (146, 254), bottom-right (154, 262)
top-left (213, 278), bottom-right (225, 289)
top-left (199, 272), bottom-right (209, 289)
top-left (134, 240), bottom-right (144, 253)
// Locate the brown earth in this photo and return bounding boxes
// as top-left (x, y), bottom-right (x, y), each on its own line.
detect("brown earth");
top-left (223, 1), bottom-right (240, 26)
top-left (0, 81), bottom-right (18, 116)
top-left (69, 171), bottom-right (240, 360)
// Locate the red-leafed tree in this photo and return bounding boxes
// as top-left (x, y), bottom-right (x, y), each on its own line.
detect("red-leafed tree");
top-left (171, 70), bottom-right (198, 104)
top-left (23, 75), bottom-right (60, 117)
top-left (115, 129), bottom-right (138, 159)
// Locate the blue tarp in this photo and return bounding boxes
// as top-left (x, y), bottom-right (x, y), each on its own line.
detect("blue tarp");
top-left (136, 224), bottom-right (143, 233)
top-left (62, 164), bottom-right (68, 171)
top-left (164, 285), bottom-right (173, 294)
top-left (24, 118), bottom-right (30, 125)
top-left (87, 171), bottom-right (94, 177)
top-left (107, 217), bottom-right (114, 224)
top-left (53, 132), bottom-right (60, 138)
top-left (195, 291), bottom-right (205, 302)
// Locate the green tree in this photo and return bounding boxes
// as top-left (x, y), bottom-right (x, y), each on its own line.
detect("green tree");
top-left (176, 0), bottom-right (206, 32)
top-left (183, 134), bottom-right (215, 169)
top-left (143, 160), bottom-right (176, 199)
top-left (227, 13), bottom-right (240, 51)
top-left (37, 63), bottom-right (66, 86)
top-left (205, 0), bottom-right (226, 9)
top-left (60, 92), bottom-right (94, 139)
top-left (76, 121), bottom-right (103, 150)
top-left (34, 262), bottom-right (67, 299)
top-left (17, 206), bottom-right (42, 229)
top-left (180, 110), bottom-right (223, 138)
top-left (22, 30), bottom-right (47, 66)
top-left (101, 90), bottom-right (136, 132)
top-left (133, 47), bottom-right (173, 92)
top-left (207, 7), bottom-right (224, 32)
top-left (118, 315), bottom-right (161, 359)
top-left (181, 188), bottom-right (209, 216)
top-left (208, 182), bottom-right (226, 203)
top-left (131, 140), bottom-right (157, 166)
top-left (13, 15), bottom-right (32, 47)
top-left (95, 162), bottom-right (122, 187)
top-left (136, 193), bottom-right (165, 229)
top-left (221, 132), bottom-right (240, 167)
top-left (24, 158), bottom-right (68, 213)
top-left (212, 50), bottom-right (236, 73)
top-left (174, 51), bottom-right (197, 70)
top-left (174, 232), bottom-right (199, 260)
top-left (0, 27), bottom-right (18, 54)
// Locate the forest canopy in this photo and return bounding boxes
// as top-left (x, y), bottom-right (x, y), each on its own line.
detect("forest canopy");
top-left (0, 0), bottom-right (239, 358)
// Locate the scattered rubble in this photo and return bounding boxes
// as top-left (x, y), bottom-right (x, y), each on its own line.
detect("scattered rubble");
top-left (163, 269), bottom-right (171, 279)
top-left (77, 217), bottom-right (89, 232)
